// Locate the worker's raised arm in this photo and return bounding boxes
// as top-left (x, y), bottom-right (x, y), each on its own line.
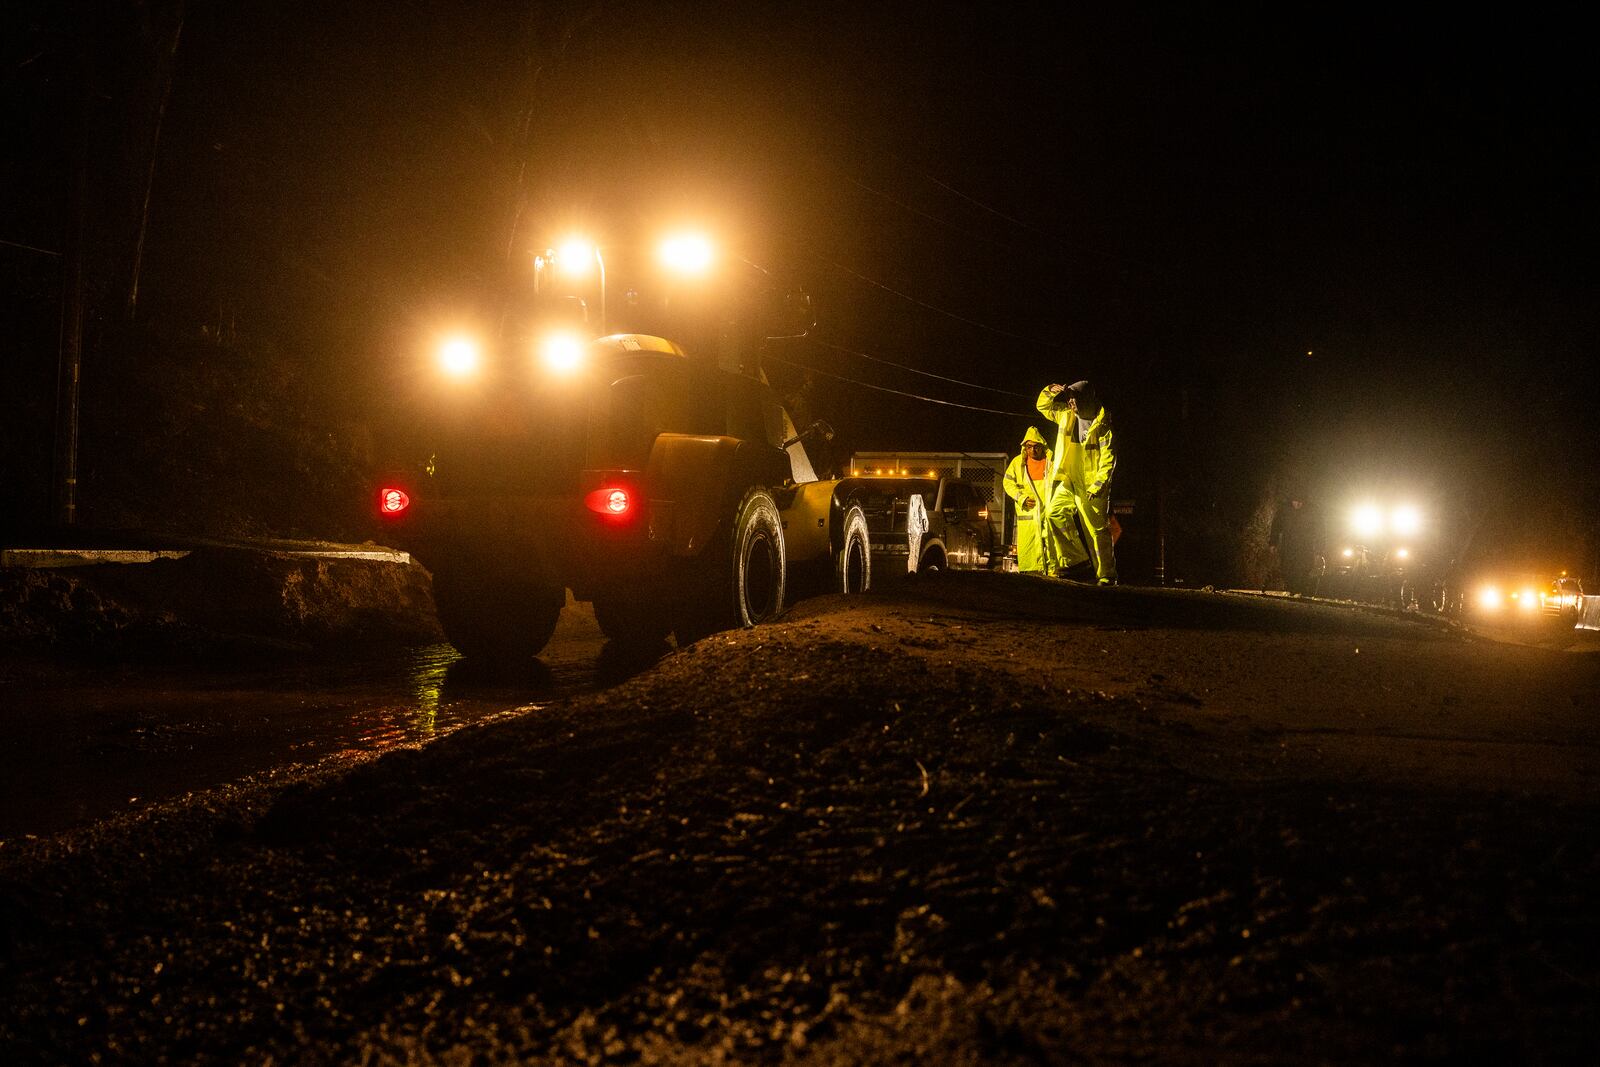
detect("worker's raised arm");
top-left (1036, 383), bottom-right (1069, 423)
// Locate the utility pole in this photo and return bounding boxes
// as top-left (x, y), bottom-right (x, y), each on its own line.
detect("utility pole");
top-left (53, 28), bottom-right (91, 528)
top-left (127, 6), bottom-right (186, 322)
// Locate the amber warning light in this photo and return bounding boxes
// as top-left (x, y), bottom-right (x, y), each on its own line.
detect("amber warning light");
top-left (379, 487), bottom-right (410, 515)
top-left (584, 487), bottom-right (632, 517)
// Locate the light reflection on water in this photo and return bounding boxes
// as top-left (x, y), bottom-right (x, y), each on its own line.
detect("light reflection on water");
top-left (2, 637), bottom-right (595, 839)
top-left (332, 643), bottom-right (550, 754)
top-left (406, 643), bottom-right (452, 739)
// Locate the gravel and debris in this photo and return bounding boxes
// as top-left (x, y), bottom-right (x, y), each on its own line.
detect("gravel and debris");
top-left (1, 573), bottom-right (1596, 1063)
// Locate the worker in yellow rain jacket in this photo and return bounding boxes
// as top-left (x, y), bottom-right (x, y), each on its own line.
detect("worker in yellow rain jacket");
top-left (1003, 427), bottom-right (1069, 575)
top-left (1037, 380), bottom-right (1117, 584)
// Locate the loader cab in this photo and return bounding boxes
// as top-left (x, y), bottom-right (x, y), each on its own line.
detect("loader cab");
top-left (588, 347), bottom-right (793, 478)
top-left (417, 334), bottom-right (806, 497)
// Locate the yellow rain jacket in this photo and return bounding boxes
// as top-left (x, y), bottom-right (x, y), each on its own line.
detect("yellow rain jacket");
top-left (1036, 387), bottom-right (1116, 496)
top-left (1036, 385), bottom-right (1117, 580)
top-left (1003, 427), bottom-right (1062, 574)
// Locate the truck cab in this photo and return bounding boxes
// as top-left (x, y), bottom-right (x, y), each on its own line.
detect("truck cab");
top-left (845, 475), bottom-right (998, 574)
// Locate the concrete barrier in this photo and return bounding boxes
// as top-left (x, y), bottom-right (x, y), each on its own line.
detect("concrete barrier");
top-left (2, 543), bottom-right (438, 653)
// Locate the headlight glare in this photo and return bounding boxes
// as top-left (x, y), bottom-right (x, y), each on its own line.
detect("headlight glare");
top-left (540, 333), bottom-right (585, 374)
top-left (438, 335), bottom-right (482, 378)
top-left (1351, 504), bottom-right (1383, 538)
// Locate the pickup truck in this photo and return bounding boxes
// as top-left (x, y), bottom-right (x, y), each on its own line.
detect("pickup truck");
top-left (842, 475), bottom-right (998, 575)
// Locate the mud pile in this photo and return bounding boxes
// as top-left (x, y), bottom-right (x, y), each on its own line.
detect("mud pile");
top-left (1, 590), bottom-right (1594, 1062)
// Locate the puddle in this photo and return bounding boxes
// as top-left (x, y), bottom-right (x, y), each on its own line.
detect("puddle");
top-left (0, 632), bottom-right (604, 840)
top-left (0, 597), bottom-right (676, 840)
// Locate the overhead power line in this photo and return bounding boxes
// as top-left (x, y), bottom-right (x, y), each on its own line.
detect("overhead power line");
top-left (765, 353), bottom-right (1034, 420)
top-left (916, 169), bottom-right (1037, 232)
top-left (0, 237), bottom-right (62, 257)
top-left (808, 253), bottom-right (1064, 350)
top-left (904, 162), bottom-right (1164, 275)
top-left (804, 336), bottom-right (1032, 399)
top-left (803, 126), bottom-right (1165, 276)
top-left (840, 172), bottom-right (1023, 256)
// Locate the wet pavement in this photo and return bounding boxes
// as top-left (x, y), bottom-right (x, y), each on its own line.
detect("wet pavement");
top-left (0, 601), bottom-right (611, 840)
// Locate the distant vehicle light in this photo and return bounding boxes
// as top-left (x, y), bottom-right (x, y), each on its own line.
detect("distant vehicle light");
top-left (1391, 505), bottom-right (1422, 536)
top-left (584, 486), bottom-right (632, 517)
top-left (1518, 588), bottom-right (1539, 611)
top-left (1351, 503), bottom-right (1383, 538)
top-left (379, 488), bottom-right (410, 515)
top-left (438, 335), bottom-right (481, 378)
top-left (1477, 584), bottom-right (1502, 611)
top-left (1341, 547), bottom-right (1354, 559)
top-left (1395, 547), bottom-right (1410, 560)
top-left (541, 333), bottom-right (585, 374)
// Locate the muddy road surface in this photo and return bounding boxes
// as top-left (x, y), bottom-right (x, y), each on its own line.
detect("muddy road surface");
top-left (0, 598), bottom-right (611, 839)
top-left (2, 573), bottom-right (1596, 1063)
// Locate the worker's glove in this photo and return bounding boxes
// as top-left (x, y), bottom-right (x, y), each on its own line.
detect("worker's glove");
top-left (1020, 497), bottom-right (1035, 511)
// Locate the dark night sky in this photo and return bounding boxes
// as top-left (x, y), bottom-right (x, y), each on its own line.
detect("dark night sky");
top-left (6, 2), bottom-right (1597, 560)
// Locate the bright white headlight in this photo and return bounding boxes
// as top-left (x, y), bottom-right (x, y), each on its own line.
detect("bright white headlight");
top-left (540, 333), bottom-right (585, 374)
top-left (1351, 504), bottom-right (1383, 538)
top-left (438, 335), bottom-right (482, 378)
top-left (1391, 505), bottom-right (1422, 537)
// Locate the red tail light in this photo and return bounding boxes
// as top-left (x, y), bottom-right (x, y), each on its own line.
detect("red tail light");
top-left (585, 487), bottom-right (631, 516)
top-left (379, 487), bottom-right (411, 515)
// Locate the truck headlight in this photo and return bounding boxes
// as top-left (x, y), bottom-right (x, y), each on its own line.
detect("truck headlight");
top-left (437, 335), bottom-right (482, 378)
top-left (1391, 505), bottom-right (1422, 537)
top-left (540, 332), bottom-right (585, 374)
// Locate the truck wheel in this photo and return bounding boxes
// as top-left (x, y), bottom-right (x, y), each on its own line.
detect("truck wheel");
top-left (593, 595), bottom-right (672, 651)
top-left (732, 487), bottom-right (786, 624)
top-left (673, 486), bottom-right (786, 644)
top-left (834, 503), bottom-right (871, 594)
top-left (431, 570), bottom-right (563, 663)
